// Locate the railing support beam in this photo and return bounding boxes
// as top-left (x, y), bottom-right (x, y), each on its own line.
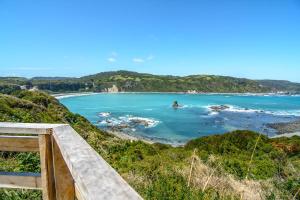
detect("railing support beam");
top-left (39, 133), bottom-right (56, 200)
top-left (0, 135), bottom-right (39, 152)
top-left (52, 139), bottom-right (75, 200)
top-left (0, 172), bottom-right (41, 190)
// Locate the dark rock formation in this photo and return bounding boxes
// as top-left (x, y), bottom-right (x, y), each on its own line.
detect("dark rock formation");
top-left (267, 120), bottom-right (300, 134)
top-left (209, 105), bottom-right (230, 112)
top-left (172, 101), bottom-right (179, 109)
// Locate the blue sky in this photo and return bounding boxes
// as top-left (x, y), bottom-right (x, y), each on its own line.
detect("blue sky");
top-left (0, 0), bottom-right (300, 81)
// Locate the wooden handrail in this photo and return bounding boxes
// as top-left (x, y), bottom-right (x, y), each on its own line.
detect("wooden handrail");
top-left (0, 122), bottom-right (143, 200)
top-left (0, 135), bottom-right (40, 152)
top-left (0, 123), bottom-right (64, 135)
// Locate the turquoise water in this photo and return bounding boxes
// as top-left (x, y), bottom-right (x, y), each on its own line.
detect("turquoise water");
top-left (60, 93), bottom-right (300, 145)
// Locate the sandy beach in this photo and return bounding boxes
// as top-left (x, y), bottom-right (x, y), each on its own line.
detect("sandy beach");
top-left (53, 92), bottom-right (99, 99)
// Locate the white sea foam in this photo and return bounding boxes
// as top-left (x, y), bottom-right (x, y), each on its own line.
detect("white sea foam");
top-left (180, 104), bottom-right (203, 109)
top-left (208, 111), bottom-right (219, 116)
top-left (55, 92), bottom-right (97, 99)
top-left (99, 112), bottom-right (111, 117)
top-left (119, 115), bottom-right (160, 128)
top-left (99, 114), bottom-right (160, 128)
top-left (205, 104), bottom-right (300, 117)
top-left (204, 104), bottom-right (264, 114)
top-left (227, 106), bottom-right (300, 116)
top-left (224, 105), bottom-right (263, 113)
top-left (271, 110), bottom-right (300, 116)
top-left (99, 117), bottom-right (122, 126)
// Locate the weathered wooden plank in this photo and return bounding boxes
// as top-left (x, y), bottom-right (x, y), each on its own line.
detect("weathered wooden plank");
top-left (0, 122), bottom-right (65, 135)
top-left (52, 139), bottom-right (75, 200)
top-left (75, 183), bottom-right (84, 200)
top-left (0, 172), bottom-right (41, 190)
top-left (39, 133), bottom-right (56, 200)
top-left (0, 122), bottom-right (143, 200)
top-left (52, 125), bottom-right (143, 200)
top-left (0, 135), bottom-right (39, 152)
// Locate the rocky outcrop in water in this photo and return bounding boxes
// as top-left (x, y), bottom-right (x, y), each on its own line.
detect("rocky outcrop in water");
top-left (267, 120), bottom-right (300, 134)
top-left (172, 101), bottom-right (179, 109)
top-left (209, 105), bottom-right (230, 112)
top-left (98, 115), bottom-right (159, 133)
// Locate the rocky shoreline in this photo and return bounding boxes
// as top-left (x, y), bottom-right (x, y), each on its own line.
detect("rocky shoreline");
top-left (267, 120), bottom-right (300, 135)
top-left (57, 93), bottom-right (300, 141)
top-left (106, 130), bottom-right (154, 144)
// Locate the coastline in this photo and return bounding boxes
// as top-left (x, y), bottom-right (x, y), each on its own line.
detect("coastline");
top-left (109, 127), bottom-right (300, 146)
top-left (53, 92), bottom-right (99, 99)
top-left (268, 120), bottom-right (300, 138)
top-left (106, 130), bottom-right (155, 145)
top-left (107, 130), bottom-right (185, 146)
top-left (54, 91), bottom-right (300, 145)
top-left (271, 132), bottom-right (300, 138)
top-left (53, 91), bottom-right (300, 100)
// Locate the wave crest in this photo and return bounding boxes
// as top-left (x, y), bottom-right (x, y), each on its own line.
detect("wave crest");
top-left (98, 114), bottom-right (160, 129)
top-left (205, 104), bottom-right (300, 116)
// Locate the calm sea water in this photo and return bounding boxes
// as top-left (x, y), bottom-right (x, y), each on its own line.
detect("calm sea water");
top-left (60, 93), bottom-right (300, 145)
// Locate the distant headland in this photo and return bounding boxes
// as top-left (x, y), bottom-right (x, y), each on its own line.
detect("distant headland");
top-left (1, 70), bottom-right (300, 94)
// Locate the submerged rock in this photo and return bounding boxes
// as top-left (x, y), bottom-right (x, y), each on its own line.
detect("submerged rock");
top-left (130, 119), bottom-right (150, 127)
top-left (210, 105), bottom-right (230, 112)
top-left (267, 120), bottom-right (300, 134)
top-left (98, 114), bottom-right (159, 131)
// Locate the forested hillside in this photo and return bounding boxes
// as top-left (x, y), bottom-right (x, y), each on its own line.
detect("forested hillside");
top-left (258, 80), bottom-right (300, 92)
top-left (0, 91), bottom-right (299, 199)
top-left (79, 71), bottom-right (267, 93)
top-left (1, 71), bottom-right (300, 93)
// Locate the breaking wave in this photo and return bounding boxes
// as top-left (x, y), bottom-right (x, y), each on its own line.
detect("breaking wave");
top-left (98, 114), bottom-right (160, 129)
top-left (205, 104), bottom-right (300, 117)
top-left (98, 112), bottom-right (111, 117)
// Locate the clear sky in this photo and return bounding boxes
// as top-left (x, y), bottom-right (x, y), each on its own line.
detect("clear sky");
top-left (0, 0), bottom-right (300, 81)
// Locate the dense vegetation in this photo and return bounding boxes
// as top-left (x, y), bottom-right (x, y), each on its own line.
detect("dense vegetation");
top-left (258, 80), bottom-right (300, 93)
top-left (0, 77), bottom-right (26, 94)
top-left (0, 91), bottom-right (299, 199)
top-left (80, 71), bottom-right (267, 93)
top-left (2, 71), bottom-right (300, 93)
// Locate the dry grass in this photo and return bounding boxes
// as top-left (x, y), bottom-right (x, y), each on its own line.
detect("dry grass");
top-left (123, 171), bottom-right (150, 190)
top-left (179, 155), bottom-right (270, 200)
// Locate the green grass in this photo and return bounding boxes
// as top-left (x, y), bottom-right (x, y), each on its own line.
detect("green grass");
top-left (0, 91), bottom-right (299, 199)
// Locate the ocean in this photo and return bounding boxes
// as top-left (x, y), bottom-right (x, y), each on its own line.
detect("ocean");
top-left (59, 93), bottom-right (300, 145)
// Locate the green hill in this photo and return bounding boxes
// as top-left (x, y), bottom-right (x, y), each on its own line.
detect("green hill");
top-left (0, 91), bottom-right (299, 199)
top-left (0, 77), bottom-right (28, 94)
top-left (79, 71), bottom-right (268, 93)
top-left (2, 70), bottom-right (300, 93)
top-left (258, 80), bottom-right (300, 92)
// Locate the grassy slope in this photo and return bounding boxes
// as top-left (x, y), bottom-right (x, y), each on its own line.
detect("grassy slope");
top-left (0, 91), bottom-right (299, 200)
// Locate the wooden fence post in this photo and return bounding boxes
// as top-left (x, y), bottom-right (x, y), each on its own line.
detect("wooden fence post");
top-left (39, 130), bottom-right (56, 200)
top-left (52, 139), bottom-right (75, 200)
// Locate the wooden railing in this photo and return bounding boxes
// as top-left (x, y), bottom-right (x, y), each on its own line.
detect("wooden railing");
top-left (0, 122), bottom-right (143, 200)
